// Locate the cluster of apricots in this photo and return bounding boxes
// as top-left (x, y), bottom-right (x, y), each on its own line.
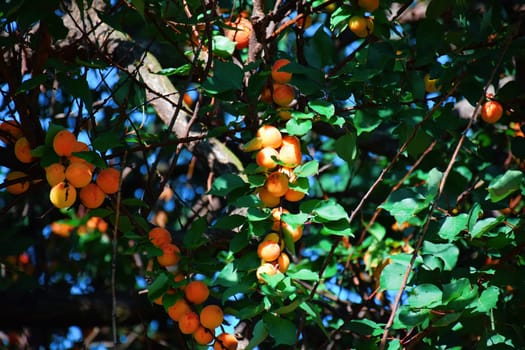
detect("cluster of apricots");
top-left (0, 120), bottom-right (120, 210)
top-left (348, 0), bottom-right (379, 38)
top-left (260, 59), bottom-right (297, 112)
top-left (148, 226), bottom-right (238, 349)
top-left (50, 216), bottom-right (108, 238)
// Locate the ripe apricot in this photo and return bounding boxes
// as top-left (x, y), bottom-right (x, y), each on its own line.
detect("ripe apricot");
top-left (69, 141), bottom-right (95, 171)
top-left (153, 288), bottom-right (175, 305)
top-left (179, 311), bottom-right (200, 334)
top-left (45, 163), bottom-right (66, 187)
top-left (283, 222), bottom-right (303, 242)
top-left (278, 252), bottom-right (290, 273)
top-left (194, 326), bottom-right (215, 345)
top-left (257, 125), bottom-right (282, 149)
top-left (148, 227), bottom-right (172, 247)
top-left (200, 304), bottom-right (224, 330)
top-left (258, 187), bottom-right (281, 208)
top-left (256, 263), bottom-right (279, 283)
top-left (157, 243), bottom-right (180, 266)
top-left (184, 280), bottom-right (209, 305)
top-left (358, 0), bottom-right (379, 12)
top-left (263, 232), bottom-right (281, 243)
top-left (65, 162), bottom-right (93, 188)
top-left (53, 130), bottom-right (77, 157)
top-left (0, 120), bottom-right (23, 143)
top-left (424, 74), bottom-right (440, 93)
top-left (14, 137), bottom-right (34, 163)
top-left (224, 17), bottom-right (252, 50)
top-left (271, 207), bottom-right (290, 231)
top-left (279, 136), bottom-right (302, 168)
top-left (264, 172), bottom-right (289, 197)
top-left (260, 85), bottom-right (273, 104)
top-left (167, 298), bottom-right (191, 321)
top-left (50, 182), bottom-right (77, 208)
top-left (79, 183), bottom-right (106, 208)
top-left (214, 333), bottom-right (238, 350)
top-left (256, 146), bottom-right (279, 169)
top-left (272, 84), bottom-right (295, 107)
top-left (257, 239), bottom-right (281, 262)
top-left (481, 100), bottom-right (503, 124)
top-left (284, 188), bottom-right (306, 202)
top-left (271, 59), bottom-right (292, 84)
top-left (96, 167), bottom-right (120, 194)
top-left (278, 108), bottom-right (292, 121)
top-left (5, 171), bottom-right (30, 195)
top-left (349, 16), bottom-right (373, 38)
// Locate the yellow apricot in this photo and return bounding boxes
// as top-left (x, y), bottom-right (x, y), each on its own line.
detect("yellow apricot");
top-left (256, 125), bottom-right (282, 149)
top-left (49, 182), bottom-right (77, 209)
top-left (256, 263), bottom-right (278, 283)
top-left (278, 252), bottom-right (290, 273)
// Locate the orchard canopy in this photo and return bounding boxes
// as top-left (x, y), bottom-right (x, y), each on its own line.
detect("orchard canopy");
top-left (1, 0), bottom-right (525, 349)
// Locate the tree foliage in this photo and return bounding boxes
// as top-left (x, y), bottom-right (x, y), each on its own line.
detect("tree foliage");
top-left (1, 0), bottom-right (525, 349)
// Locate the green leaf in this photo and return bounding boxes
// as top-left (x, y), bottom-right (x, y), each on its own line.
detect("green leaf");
top-left (467, 203), bottom-right (483, 232)
top-left (245, 320), bottom-right (269, 350)
top-left (293, 160), bottom-right (319, 177)
top-left (147, 273), bottom-right (170, 301)
top-left (471, 217), bottom-right (504, 239)
top-left (475, 286), bottom-right (500, 313)
top-left (212, 35), bottom-right (236, 57)
top-left (407, 283), bottom-right (443, 308)
top-left (308, 100), bottom-right (335, 118)
top-left (312, 199), bottom-right (349, 222)
top-left (247, 208), bottom-right (270, 222)
top-left (397, 306), bottom-right (430, 327)
top-left (353, 109), bottom-right (382, 135)
top-left (213, 214), bottom-right (245, 230)
top-left (487, 170), bottom-right (523, 203)
top-left (334, 133), bottom-right (357, 163)
top-left (380, 188), bottom-right (426, 225)
top-left (287, 269), bottom-right (319, 281)
top-left (154, 64), bottom-right (192, 76)
top-left (380, 262), bottom-right (412, 291)
top-left (437, 214), bottom-right (468, 241)
top-left (421, 241), bottom-right (459, 271)
top-left (209, 173), bottom-right (247, 196)
top-left (344, 319), bottom-right (383, 336)
top-left (92, 132), bottom-right (124, 153)
top-left (216, 262), bottom-right (240, 288)
top-left (286, 118), bottom-right (312, 136)
top-left (202, 60), bottom-right (243, 94)
top-left (60, 76), bottom-right (93, 112)
top-left (320, 220), bottom-right (353, 237)
top-left (263, 313), bottom-right (297, 345)
top-left (72, 151), bottom-right (106, 169)
top-left (183, 216), bottom-right (207, 248)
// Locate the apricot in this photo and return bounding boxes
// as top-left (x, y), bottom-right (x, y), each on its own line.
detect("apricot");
top-left (179, 311), bottom-right (200, 334)
top-left (264, 171), bottom-right (289, 197)
top-left (184, 280), bottom-right (209, 305)
top-left (69, 141), bottom-right (95, 171)
top-left (349, 16), bottom-right (373, 38)
top-left (50, 182), bottom-right (77, 209)
top-left (0, 120), bottom-right (23, 143)
top-left (358, 0), bottom-right (379, 12)
top-left (79, 183), bottom-right (106, 208)
top-left (278, 108), bottom-right (292, 121)
top-left (283, 222), bottom-right (303, 242)
top-left (194, 326), bottom-right (215, 345)
top-left (271, 59), bottom-right (292, 84)
top-left (256, 263), bottom-right (279, 283)
top-left (96, 167), bottom-right (120, 194)
top-left (53, 130), bottom-right (77, 157)
top-left (272, 84), bottom-right (295, 107)
top-left (224, 17), bottom-right (252, 50)
top-left (214, 333), bottom-right (238, 350)
top-left (157, 243), bottom-right (181, 266)
top-left (5, 171), bottom-right (30, 195)
top-left (257, 239), bottom-right (281, 262)
top-left (284, 188), bottom-right (306, 202)
top-left (271, 207), bottom-right (290, 231)
top-left (65, 162), bottom-right (93, 188)
top-left (148, 227), bottom-right (172, 247)
top-left (278, 252), bottom-right (290, 273)
top-left (481, 100), bottom-right (503, 124)
top-left (256, 146), bottom-right (279, 169)
top-left (279, 136), bottom-right (302, 168)
top-left (167, 298), bottom-right (191, 321)
top-left (263, 232), bottom-right (281, 243)
top-left (14, 137), bottom-right (34, 163)
top-left (258, 187), bottom-right (281, 208)
top-left (200, 304), bottom-right (224, 330)
top-left (260, 85), bottom-right (273, 104)
top-left (257, 125), bottom-right (282, 149)
top-left (45, 163), bottom-right (66, 187)
top-left (424, 74), bottom-right (439, 93)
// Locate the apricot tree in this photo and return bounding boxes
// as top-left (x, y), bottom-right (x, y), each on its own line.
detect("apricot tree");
top-left (1, 0), bottom-right (525, 349)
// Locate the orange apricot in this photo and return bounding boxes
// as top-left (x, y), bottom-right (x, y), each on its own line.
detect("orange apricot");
top-left (45, 163), bottom-right (66, 187)
top-left (178, 311), bottom-right (200, 334)
top-left (0, 120), bottom-right (23, 143)
top-left (65, 162), bottom-right (93, 188)
top-left (283, 222), bottom-right (303, 242)
top-left (256, 125), bottom-right (282, 149)
top-left (50, 221), bottom-right (74, 237)
top-left (69, 141), bottom-right (95, 171)
top-left (5, 171), bottom-right (30, 195)
top-left (157, 243), bottom-right (180, 267)
top-left (53, 130), bottom-right (77, 157)
top-left (278, 108), bottom-right (292, 121)
top-left (279, 136), bottom-right (302, 168)
top-left (79, 183), bottom-right (106, 208)
top-left (258, 187), bottom-right (281, 208)
top-left (256, 146), bottom-right (279, 169)
top-left (167, 298), bottom-right (191, 321)
top-left (271, 207), bottom-right (290, 231)
top-left (358, 0), bottom-right (379, 12)
top-left (200, 304), bottom-right (224, 330)
top-left (271, 59), bottom-right (292, 84)
top-left (277, 252), bottom-right (290, 273)
top-left (49, 182), bottom-right (77, 209)
top-left (256, 263), bottom-right (279, 283)
top-left (349, 16), bottom-right (373, 38)
top-left (184, 280), bottom-right (209, 305)
top-left (148, 227), bottom-right (172, 247)
top-left (260, 85), bottom-right (273, 104)
top-left (264, 171), bottom-right (289, 197)
top-left (194, 326), bottom-right (215, 345)
top-left (224, 17), bottom-right (252, 50)
top-left (272, 84), bottom-right (295, 107)
top-left (257, 239), bottom-right (281, 262)
top-left (214, 333), bottom-right (238, 350)
top-left (284, 188), bottom-right (306, 202)
top-left (481, 100), bottom-right (503, 124)
top-left (14, 137), bottom-right (34, 163)
top-left (96, 167), bottom-right (120, 194)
